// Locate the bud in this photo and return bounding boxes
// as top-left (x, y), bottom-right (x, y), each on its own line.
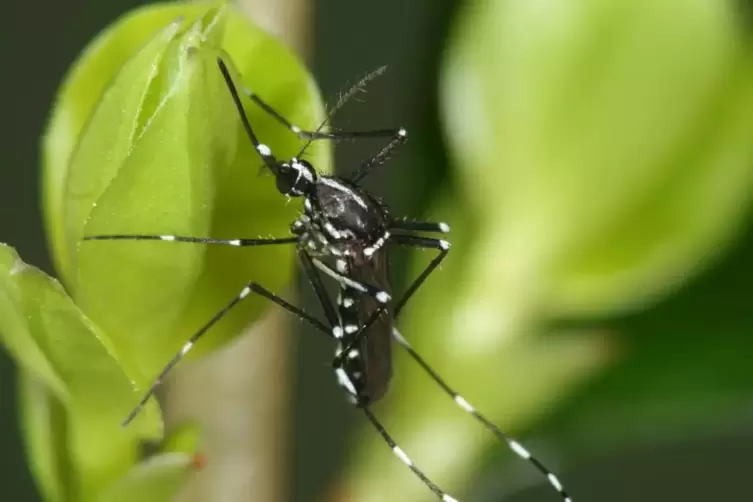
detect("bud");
top-left (42, 2), bottom-right (329, 382)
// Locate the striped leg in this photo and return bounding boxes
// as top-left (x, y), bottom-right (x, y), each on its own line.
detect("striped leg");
top-left (363, 406), bottom-right (459, 502)
top-left (391, 328), bottom-right (572, 502)
top-left (390, 235), bottom-right (450, 318)
top-left (391, 220), bottom-right (451, 234)
top-left (225, 56), bottom-right (406, 182)
top-left (252, 267), bottom-right (463, 502)
top-left (388, 233), bottom-right (571, 499)
top-left (83, 234), bottom-right (298, 247)
top-left (121, 282), bottom-right (329, 427)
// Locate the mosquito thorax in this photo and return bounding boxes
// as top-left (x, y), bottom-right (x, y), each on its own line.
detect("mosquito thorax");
top-left (291, 175), bottom-right (390, 259)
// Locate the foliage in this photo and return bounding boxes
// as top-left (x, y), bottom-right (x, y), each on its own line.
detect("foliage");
top-left (1, 1), bottom-right (328, 501)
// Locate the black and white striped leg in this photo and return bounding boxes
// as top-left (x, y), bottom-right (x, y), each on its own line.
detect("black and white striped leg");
top-left (363, 406), bottom-right (459, 502)
top-left (121, 281), bottom-right (329, 427)
top-left (261, 289), bottom-right (461, 501)
top-left (391, 220), bottom-right (451, 234)
top-left (390, 332), bottom-right (572, 501)
top-left (83, 234), bottom-right (298, 247)
top-left (218, 57), bottom-right (283, 172)
top-left (310, 257), bottom-right (392, 304)
top-left (391, 235), bottom-right (450, 318)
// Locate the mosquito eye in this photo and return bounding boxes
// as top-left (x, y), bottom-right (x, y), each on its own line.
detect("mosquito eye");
top-left (272, 164), bottom-right (297, 195)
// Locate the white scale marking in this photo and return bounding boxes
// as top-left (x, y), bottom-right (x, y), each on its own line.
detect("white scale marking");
top-left (439, 240), bottom-right (451, 250)
top-left (376, 291), bottom-right (391, 304)
top-left (509, 440), bottom-right (531, 459)
top-left (335, 367), bottom-right (357, 395)
top-left (180, 341), bottom-right (193, 355)
top-left (391, 328), bottom-right (409, 346)
top-left (454, 395), bottom-right (474, 413)
top-left (348, 349), bottom-right (359, 359)
top-left (317, 232), bottom-right (330, 246)
top-left (239, 286), bottom-right (252, 299)
top-left (160, 235), bottom-right (175, 241)
top-left (364, 231), bottom-right (390, 257)
top-left (548, 473), bottom-right (563, 492)
top-left (344, 324), bottom-right (359, 334)
top-left (312, 259), bottom-right (368, 293)
top-left (229, 239), bottom-right (241, 246)
top-left (319, 177), bottom-right (368, 210)
top-left (300, 164), bottom-right (314, 183)
top-left (439, 222), bottom-right (450, 233)
top-left (343, 297), bottom-right (354, 308)
top-left (392, 446), bottom-right (412, 466)
top-left (256, 144), bottom-right (272, 157)
top-left (291, 125), bottom-right (301, 133)
top-left (442, 495), bottom-right (459, 502)
top-left (324, 222), bottom-right (341, 239)
top-left (332, 326), bottom-right (344, 339)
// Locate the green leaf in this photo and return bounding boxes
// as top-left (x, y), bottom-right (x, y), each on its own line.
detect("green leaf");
top-left (44, 1), bottom-right (328, 394)
top-left (42, 1), bottom-right (217, 285)
top-left (73, 10), bottom-right (230, 382)
top-left (0, 244), bottom-right (162, 500)
top-left (97, 452), bottom-right (202, 502)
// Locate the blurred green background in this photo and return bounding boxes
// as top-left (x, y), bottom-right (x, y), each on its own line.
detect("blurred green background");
top-left (3, 1), bottom-right (753, 501)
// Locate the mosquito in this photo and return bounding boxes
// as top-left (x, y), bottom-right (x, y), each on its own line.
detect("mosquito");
top-left (84, 56), bottom-right (571, 502)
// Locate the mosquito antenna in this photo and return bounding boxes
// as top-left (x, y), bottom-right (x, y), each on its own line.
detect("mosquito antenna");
top-left (297, 65), bottom-right (388, 159)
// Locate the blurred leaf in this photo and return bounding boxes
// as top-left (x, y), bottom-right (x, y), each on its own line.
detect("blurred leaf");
top-left (160, 422), bottom-right (202, 455)
top-left (97, 452), bottom-right (202, 502)
top-left (441, 0), bottom-right (753, 329)
top-left (0, 244), bottom-right (161, 500)
top-left (539, 220), bottom-right (753, 457)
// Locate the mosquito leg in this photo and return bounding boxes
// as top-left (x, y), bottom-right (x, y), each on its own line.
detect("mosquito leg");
top-left (121, 281), bottom-right (329, 427)
top-left (83, 235), bottom-right (298, 247)
top-left (362, 406), bottom-right (459, 502)
top-left (390, 220), bottom-right (451, 234)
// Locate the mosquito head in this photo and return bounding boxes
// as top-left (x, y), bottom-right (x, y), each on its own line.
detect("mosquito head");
top-left (274, 158), bottom-right (317, 197)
